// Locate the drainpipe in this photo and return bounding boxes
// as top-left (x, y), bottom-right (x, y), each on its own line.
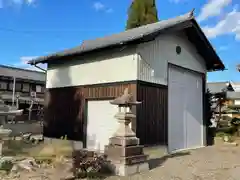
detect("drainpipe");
top-left (34, 65), bottom-right (46, 72)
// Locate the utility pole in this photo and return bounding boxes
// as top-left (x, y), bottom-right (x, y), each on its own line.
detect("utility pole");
top-left (12, 76), bottom-right (16, 106)
top-left (28, 97), bottom-right (34, 121)
top-left (16, 95), bottom-right (19, 109)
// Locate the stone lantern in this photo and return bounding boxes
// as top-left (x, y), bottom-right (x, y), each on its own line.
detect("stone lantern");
top-left (0, 98), bottom-right (23, 156)
top-left (105, 88), bottom-right (149, 176)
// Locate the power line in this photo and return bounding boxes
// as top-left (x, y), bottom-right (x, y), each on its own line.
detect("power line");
top-left (0, 26), bottom-right (114, 34)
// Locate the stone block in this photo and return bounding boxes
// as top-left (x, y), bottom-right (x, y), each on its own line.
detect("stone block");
top-left (110, 154), bottom-right (148, 165)
top-left (105, 145), bottom-right (144, 157)
top-left (117, 164), bottom-right (137, 176)
top-left (137, 162), bottom-right (149, 172)
top-left (123, 154), bottom-right (148, 165)
top-left (111, 162), bottom-right (149, 176)
top-left (109, 136), bottom-right (139, 147)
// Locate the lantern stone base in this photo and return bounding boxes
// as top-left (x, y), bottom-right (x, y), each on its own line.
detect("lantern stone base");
top-left (105, 136), bottom-right (149, 176)
top-left (109, 136), bottom-right (140, 147)
top-left (105, 88), bottom-right (149, 176)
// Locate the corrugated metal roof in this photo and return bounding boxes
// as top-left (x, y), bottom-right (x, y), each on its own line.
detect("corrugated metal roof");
top-left (0, 65), bottom-right (46, 82)
top-left (207, 82), bottom-right (234, 93)
top-left (229, 82), bottom-right (240, 92)
top-left (28, 10), bottom-right (225, 70)
top-left (226, 92), bottom-right (240, 100)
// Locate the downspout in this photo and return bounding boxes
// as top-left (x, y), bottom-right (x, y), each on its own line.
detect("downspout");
top-left (34, 65), bottom-right (46, 72)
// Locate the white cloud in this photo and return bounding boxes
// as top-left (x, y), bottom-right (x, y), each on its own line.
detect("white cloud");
top-left (20, 56), bottom-right (37, 64)
top-left (169, 0), bottom-right (181, 4)
top-left (93, 2), bottom-right (105, 11)
top-left (0, 0), bottom-right (3, 8)
top-left (12, 56), bottom-right (46, 72)
top-left (202, 7), bottom-right (240, 40)
top-left (197, 0), bottom-right (232, 22)
top-left (11, 0), bottom-right (22, 4)
top-left (25, 65), bottom-right (46, 72)
top-left (93, 2), bottom-right (113, 13)
top-left (106, 8), bottom-right (113, 13)
top-left (25, 0), bottom-right (35, 5)
top-left (13, 0), bottom-right (35, 5)
top-left (219, 45), bottom-right (229, 51)
top-left (0, 0), bottom-right (36, 8)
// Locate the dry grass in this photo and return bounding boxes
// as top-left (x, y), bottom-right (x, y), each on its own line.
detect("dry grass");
top-left (3, 141), bottom-right (240, 180)
top-left (2, 139), bottom-right (73, 159)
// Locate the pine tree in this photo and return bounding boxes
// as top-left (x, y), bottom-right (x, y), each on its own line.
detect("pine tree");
top-left (205, 88), bottom-right (215, 145)
top-left (206, 89), bottom-right (213, 127)
top-left (126, 0), bottom-right (159, 30)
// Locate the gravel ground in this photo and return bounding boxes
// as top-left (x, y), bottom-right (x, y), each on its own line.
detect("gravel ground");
top-left (2, 141), bottom-right (240, 180)
top-left (108, 143), bottom-right (240, 180)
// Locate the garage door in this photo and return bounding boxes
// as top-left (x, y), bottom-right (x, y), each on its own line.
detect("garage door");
top-left (168, 65), bottom-right (203, 153)
top-left (86, 100), bottom-right (119, 152)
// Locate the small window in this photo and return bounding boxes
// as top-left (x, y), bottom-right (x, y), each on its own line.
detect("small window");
top-left (0, 81), bottom-right (7, 90)
top-left (41, 85), bottom-right (45, 93)
top-left (36, 85), bottom-right (41, 93)
top-left (15, 83), bottom-right (22, 91)
top-left (22, 83), bottom-right (30, 92)
top-left (8, 82), bottom-right (13, 90)
top-left (31, 84), bottom-right (36, 92)
top-left (176, 45), bottom-right (181, 55)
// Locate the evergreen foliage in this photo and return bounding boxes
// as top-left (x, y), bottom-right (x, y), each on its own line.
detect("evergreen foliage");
top-left (206, 88), bottom-right (213, 127)
top-left (126, 0), bottom-right (159, 30)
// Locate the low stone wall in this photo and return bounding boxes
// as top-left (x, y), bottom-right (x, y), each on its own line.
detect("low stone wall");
top-left (4, 122), bottom-right (43, 137)
top-left (44, 137), bottom-right (83, 150)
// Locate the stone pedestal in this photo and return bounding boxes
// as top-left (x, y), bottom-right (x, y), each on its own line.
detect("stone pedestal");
top-left (105, 111), bottom-right (149, 176)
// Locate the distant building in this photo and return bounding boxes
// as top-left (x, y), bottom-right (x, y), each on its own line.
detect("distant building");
top-left (0, 65), bottom-right (46, 120)
top-left (207, 81), bottom-right (240, 120)
top-left (207, 81), bottom-right (234, 94)
top-left (231, 82), bottom-right (240, 92)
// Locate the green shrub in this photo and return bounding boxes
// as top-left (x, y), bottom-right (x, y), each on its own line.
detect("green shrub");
top-left (72, 150), bottom-right (111, 179)
top-left (205, 89), bottom-right (213, 127)
top-left (217, 126), bottom-right (237, 135)
top-left (231, 117), bottom-right (240, 126)
top-left (0, 160), bottom-right (13, 173)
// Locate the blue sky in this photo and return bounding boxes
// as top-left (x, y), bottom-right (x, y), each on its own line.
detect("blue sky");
top-left (0, 0), bottom-right (239, 82)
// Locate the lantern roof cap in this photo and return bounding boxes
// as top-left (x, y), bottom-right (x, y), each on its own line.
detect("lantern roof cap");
top-left (110, 88), bottom-right (141, 106)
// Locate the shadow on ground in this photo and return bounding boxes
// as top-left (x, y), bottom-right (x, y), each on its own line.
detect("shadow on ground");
top-left (148, 151), bottom-right (190, 170)
top-left (63, 151), bottom-right (191, 180)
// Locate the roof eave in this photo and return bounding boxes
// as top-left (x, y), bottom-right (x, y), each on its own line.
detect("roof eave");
top-left (27, 13), bottom-right (195, 66)
top-left (28, 14), bottom-right (225, 72)
top-left (190, 19), bottom-right (225, 71)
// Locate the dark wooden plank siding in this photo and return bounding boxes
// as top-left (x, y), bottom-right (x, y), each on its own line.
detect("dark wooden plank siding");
top-left (44, 87), bottom-right (84, 141)
top-left (136, 81), bottom-right (168, 146)
top-left (44, 82), bottom-right (137, 141)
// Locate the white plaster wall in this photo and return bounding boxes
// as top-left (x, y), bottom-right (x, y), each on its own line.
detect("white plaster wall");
top-left (235, 100), bottom-right (240, 105)
top-left (46, 49), bottom-right (138, 88)
top-left (46, 33), bottom-right (207, 88)
top-left (232, 84), bottom-right (240, 92)
top-left (136, 33), bottom-right (206, 85)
